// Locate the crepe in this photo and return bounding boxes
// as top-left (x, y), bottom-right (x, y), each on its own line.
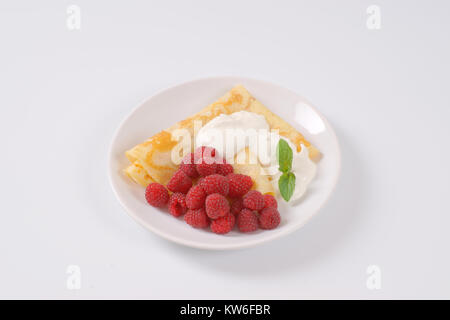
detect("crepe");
top-left (124, 161), bottom-right (155, 186)
top-left (232, 147), bottom-right (275, 195)
top-left (125, 85), bottom-right (320, 188)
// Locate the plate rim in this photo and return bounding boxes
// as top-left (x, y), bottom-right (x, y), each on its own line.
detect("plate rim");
top-left (108, 76), bottom-right (342, 250)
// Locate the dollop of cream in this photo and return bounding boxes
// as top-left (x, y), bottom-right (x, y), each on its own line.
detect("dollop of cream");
top-left (196, 111), bottom-right (270, 160)
top-left (195, 111), bottom-right (316, 203)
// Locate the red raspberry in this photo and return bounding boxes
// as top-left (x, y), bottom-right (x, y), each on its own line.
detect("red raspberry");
top-left (200, 174), bottom-right (229, 196)
top-left (258, 207), bottom-right (281, 230)
top-left (195, 146), bottom-right (218, 177)
top-left (184, 208), bottom-right (209, 228)
top-left (205, 193), bottom-right (230, 219)
top-left (179, 153), bottom-right (198, 178)
top-left (196, 162), bottom-right (217, 177)
top-left (227, 173), bottom-right (253, 198)
top-left (194, 146), bottom-right (216, 163)
top-left (237, 209), bottom-right (259, 233)
top-left (243, 190), bottom-right (265, 211)
top-left (145, 183), bottom-right (169, 207)
top-left (230, 198), bottom-right (244, 215)
top-left (197, 177), bottom-right (205, 186)
top-left (168, 192), bottom-right (187, 217)
top-left (217, 159), bottom-right (234, 176)
top-left (167, 170), bottom-right (192, 194)
top-left (263, 194), bottom-right (278, 209)
top-left (210, 213), bottom-right (235, 234)
top-left (185, 184), bottom-right (206, 209)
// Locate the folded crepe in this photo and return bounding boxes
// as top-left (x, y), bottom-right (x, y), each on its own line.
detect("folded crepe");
top-left (124, 85), bottom-right (320, 189)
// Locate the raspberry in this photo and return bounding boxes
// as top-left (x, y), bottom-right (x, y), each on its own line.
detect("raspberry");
top-left (145, 183), bottom-right (169, 207)
top-left (179, 153), bottom-right (198, 178)
top-left (196, 162), bottom-right (217, 177)
top-left (227, 173), bottom-right (253, 198)
top-left (205, 193), bottom-right (230, 219)
top-left (195, 146), bottom-right (218, 177)
top-left (230, 198), bottom-right (244, 215)
top-left (263, 194), bottom-right (278, 209)
top-left (237, 209), bottom-right (259, 233)
top-left (197, 177), bottom-right (205, 186)
top-left (217, 160), bottom-right (234, 176)
top-left (200, 174), bottom-right (229, 196)
top-left (210, 214), bottom-right (235, 234)
top-left (243, 190), bottom-right (265, 211)
top-left (168, 192), bottom-right (187, 217)
top-left (258, 207), bottom-right (281, 230)
top-left (184, 208), bottom-right (209, 228)
top-left (194, 146), bottom-right (216, 162)
top-left (185, 184), bottom-right (206, 209)
top-left (167, 170), bottom-right (192, 194)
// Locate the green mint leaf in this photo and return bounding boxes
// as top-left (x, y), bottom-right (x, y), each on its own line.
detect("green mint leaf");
top-left (279, 172), bottom-right (296, 202)
top-left (277, 139), bottom-right (293, 173)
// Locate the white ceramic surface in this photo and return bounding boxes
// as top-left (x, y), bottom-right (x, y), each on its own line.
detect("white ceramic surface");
top-left (108, 77), bottom-right (341, 250)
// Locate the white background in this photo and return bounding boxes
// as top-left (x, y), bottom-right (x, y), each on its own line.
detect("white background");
top-left (1, 0), bottom-right (449, 299)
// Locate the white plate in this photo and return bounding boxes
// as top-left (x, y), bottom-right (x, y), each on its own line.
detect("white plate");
top-left (108, 77), bottom-right (341, 250)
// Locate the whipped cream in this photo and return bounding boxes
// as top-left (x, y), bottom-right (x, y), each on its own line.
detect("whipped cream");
top-left (195, 111), bottom-right (316, 203)
top-left (196, 111), bottom-right (270, 160)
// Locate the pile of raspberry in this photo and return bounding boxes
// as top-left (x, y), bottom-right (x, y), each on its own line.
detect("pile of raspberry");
top-left (144, 146), bottom-right (281, 235)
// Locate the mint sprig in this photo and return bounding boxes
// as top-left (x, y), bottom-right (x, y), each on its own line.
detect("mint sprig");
top-left (279, 172), bottom-right (296, 202)
top-left (277, 139), bottom-right (293, 173)
top-left (277, 139), bottom-right (296, 201)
